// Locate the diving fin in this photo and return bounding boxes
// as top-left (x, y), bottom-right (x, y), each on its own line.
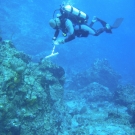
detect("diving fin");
top-left (97, 17), bottom-right (124, 33)
top-left (105, 18), bottom-right (124, 33)
top-left (111, 18), bottom-right (124, 29)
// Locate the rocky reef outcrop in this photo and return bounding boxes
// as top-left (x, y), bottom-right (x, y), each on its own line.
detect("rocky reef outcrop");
top-left (1, 40), bottom-right (135, 135)
top-left (0, 40), bottom-right (65, 135)
top-left (66, 58), bottom-right (121, 91)
top-left (114, 84), bottom-right (135, 125)
top-left (65, 57), bottom-right (135, 130)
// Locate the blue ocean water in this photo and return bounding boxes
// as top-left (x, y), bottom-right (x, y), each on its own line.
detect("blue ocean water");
top-left (0, 0), bottom-right (135, 84)
top-left (1, 1), bottom-right (135, 134)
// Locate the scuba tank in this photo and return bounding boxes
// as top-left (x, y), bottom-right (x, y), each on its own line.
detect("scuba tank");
top-left (60, 5), bottom-right (89, 23)
top-left (52, 5), bottom-right (89, 36)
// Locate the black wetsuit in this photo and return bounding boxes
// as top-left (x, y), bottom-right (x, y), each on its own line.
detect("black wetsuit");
top-left (53, 18), bottom-right (107, 43)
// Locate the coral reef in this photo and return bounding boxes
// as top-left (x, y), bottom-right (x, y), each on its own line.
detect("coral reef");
top-left (66, 58), bottom-right (121, 91)
top-left (0, 41), bottom-right (65, 135)
top-left (0, 41), bottom-right (135, 134)
top-left (80, 82), bottom-right (112, 102)
top-left (63, 59), bottom-right (135, 134)
top-left (114, 84), bottom-right (135, 125)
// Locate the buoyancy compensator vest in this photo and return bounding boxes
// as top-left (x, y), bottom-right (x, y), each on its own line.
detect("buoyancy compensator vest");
top-left (60, 5), bottom-right (89, 25)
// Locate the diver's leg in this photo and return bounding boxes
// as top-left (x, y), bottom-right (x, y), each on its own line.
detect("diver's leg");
top-left (75, 24), bottom-right (111, 37)
top-left (94, 28), bottom-right (106, 36)
top-left (96, 18), bottom-right (107, 27)
top-left (79, 24), bottom-right (109, 36)
top-left (96, 17), bottom-right (112, 33)
top-left (94, 24), bottom-right (113, 36)
top-left (80, 25), bottom-right (96, 35)
top-left (89, 16), bottom-right (107, 27)
top-left (89, 16), bottom-right (112, 33)
top-left (88, 27), bottom-right (108, 36)
top-left (74, 25), bottom-right (96, 36)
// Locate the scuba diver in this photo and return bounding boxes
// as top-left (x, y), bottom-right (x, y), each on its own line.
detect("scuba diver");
top-left (49, 5), bottom-right (123, 45)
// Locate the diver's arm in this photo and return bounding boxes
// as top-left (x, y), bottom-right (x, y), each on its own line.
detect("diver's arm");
top-left (64, 19), bottom-right (75, 42)
top-left (53, 29), bottom-right (59, 40)
top-left (64, 34), bottom-right (75, 42)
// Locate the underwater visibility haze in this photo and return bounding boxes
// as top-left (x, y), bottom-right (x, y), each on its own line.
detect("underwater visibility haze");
top-left (0, 0), bottom-right (135, 134)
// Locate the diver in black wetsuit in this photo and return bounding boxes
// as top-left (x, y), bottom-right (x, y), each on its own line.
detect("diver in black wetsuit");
top-left (49, 16), bottom-right (112, 45)
top-left (49, 5), bottom-right (123, 45)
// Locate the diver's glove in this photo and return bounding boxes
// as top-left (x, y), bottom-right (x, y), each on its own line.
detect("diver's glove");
top-left (58, 39), bottom-right (65, 44)
top-left (53, 39), bottom-right (65, 45)
top-left (52, 37), bottom-right (56, 41)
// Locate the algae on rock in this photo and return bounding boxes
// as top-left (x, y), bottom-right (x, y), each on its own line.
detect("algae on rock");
top-left (0, 41), bottom-right (65, 135)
